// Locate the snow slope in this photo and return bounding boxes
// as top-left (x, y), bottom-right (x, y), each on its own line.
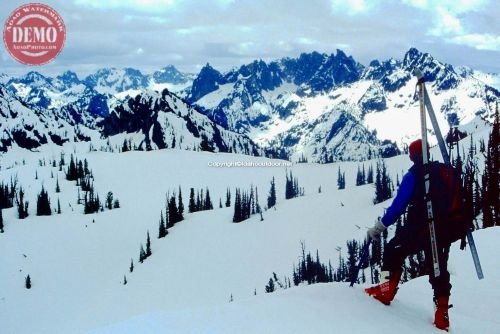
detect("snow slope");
top-left (89, 228), bottom-right (500, 334)
top-left (0, 137), bottom-right (497, 333)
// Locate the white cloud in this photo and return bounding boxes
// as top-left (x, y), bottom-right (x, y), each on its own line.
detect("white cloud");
top-left (296, 37), bottom-right (317, 46)
top-left (74, 0), bottom-right (178, 11)
top-left (176, 26), bottom-right (208, 35)
top-left (336, 43), bottom-right (351, 51)
top-left (330, 0), bottom-right (375, 15)
top-left (402, 0), bottom-right (428, 9)
top-left (430, 7), bottom-right (463, 36)
top-left (448, 33), bottom-right (500, 51)
top-left (0, 0), bottom-right (496, 74)
top-left (403, 0), bottom-right (487, 13)
top-left (403, 0), bottom-right (495, 53)
top-left (229, 42), bottom-right (256, 56)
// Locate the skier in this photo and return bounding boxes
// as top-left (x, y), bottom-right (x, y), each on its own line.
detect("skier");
top-left (365, 139), bottom-right (452, 331)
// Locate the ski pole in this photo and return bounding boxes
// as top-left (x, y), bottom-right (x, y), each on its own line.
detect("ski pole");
top-left (466, 231), bottom-right (484, 280)
top-left (350, 239), bottom-right (371, 287)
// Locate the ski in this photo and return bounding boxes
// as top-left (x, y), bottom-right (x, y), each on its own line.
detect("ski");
top-left (350, 239), bottom-right (372, 287)
top-left (416, 69), bottom-right (441, 278)
top-left (415, 69), bottom-right (484, 280)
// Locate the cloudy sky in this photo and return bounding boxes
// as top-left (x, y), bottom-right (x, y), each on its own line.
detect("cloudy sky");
top-left (1, 0), bottom-right (499, 77)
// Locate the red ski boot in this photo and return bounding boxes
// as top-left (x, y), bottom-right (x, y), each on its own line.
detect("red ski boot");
top-left (365, 270), bottom-right (402, 305)
top-left (434, 296), bottom-right (451, 331)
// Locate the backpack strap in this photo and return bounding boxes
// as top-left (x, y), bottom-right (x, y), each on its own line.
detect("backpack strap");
top-left (460, 236), bottom-right (467, 250)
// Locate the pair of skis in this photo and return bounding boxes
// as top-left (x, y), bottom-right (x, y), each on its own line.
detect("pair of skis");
top-left (350, 69), bottom-right (484, 287)
top-left (415, 69), bottom-right (483, 280)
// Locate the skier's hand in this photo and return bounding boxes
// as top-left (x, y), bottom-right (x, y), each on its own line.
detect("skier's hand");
top-left (367, 218), bottom-right (386, 241)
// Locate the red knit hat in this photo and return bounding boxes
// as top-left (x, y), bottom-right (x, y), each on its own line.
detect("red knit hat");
top-left (409, 139), bottom-right (423, 162)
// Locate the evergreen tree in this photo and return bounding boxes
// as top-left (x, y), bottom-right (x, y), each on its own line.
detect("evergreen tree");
top-left (337, 167), bottom-right (346, 190)
top-left (374, 160), bottom-right (392, 204)
top-left (255, 186), bottom-right (261, 214)
top-left (123, 275), bottom-right (127, 285)
top-left (25, 274), bottom-right (32, 289)
top-left (165, 207), bottom-right (170, 230)
top-left (196, 191), bottom-right (202, 212)
top-left (66, 155), bottom-right (78, 181)
top-left (77, 188), bottom-right (82, 205)
top-left (55, 177), bottom-right (60, 193)
top-left (285, 170), bottom-right (300, 198)
top-left (188, 188), bottom-right (196, 213)
top-left (265, 278), bottom-right (275, 293)
top-left (139, 244), bottom-right (146, 263)
top-left (479, 138), bottom-right (486, 153)
top-left (178, 186), bottom-right (184, 219)
top-left (267, 177), bottom-right (276, 209)
top-left (219, 198), bottom-right (223, 208)
top-left (113, 199), bottom-right (120, 208)
top-left (367, 165), bottom-right (374, 184)
top-left (146, 231), bottom-right (152, 257)
top-left (225, 188), bottom-right (231, 207)
top-left (122, 139), bottom-right (129, 152)
top-left (77, 160), bottom-right (84, 179)
top-left (482, 103), bottom-right (499, 228)
top-left (158, 211), bottom-right (167, 238)
top-left (346, 240), bottom-right (359, 283)
top-left (204, 188), bottom-right (213, 210)
top-left (57, 198), bottom-right (61, 214)
top-left (0, 208), bottom-right (4, 233)
top-left (0, 180), bottom-right (16, 209)
top-left (250, 187), bottom-right (255, 215)
top-left (17, 186), bottom-right (29, 219)
top-left (285, 171), bottom-right (293, 199)
top-left (59, 152), bottom-right (65, 167)
top-left (233, 188), bottom-right (242, 223)
top-left (130, 259), bottom-right (134, 273)
top-left (106, 192), bottom-right (114, 210)
top-left (84, 159), bottom-right (90, 176)
top-left (84, 186), bottom-right (101, 214)
top-left (167, 195), bottom-right (179, 227)
top-left (356, 165), bottom-right (363, 186)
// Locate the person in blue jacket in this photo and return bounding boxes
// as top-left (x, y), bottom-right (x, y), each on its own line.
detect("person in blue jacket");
top-left (365, 139), bottom-right (452, 331)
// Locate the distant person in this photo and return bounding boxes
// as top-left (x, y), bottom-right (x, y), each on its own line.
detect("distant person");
top-left (365, 139), bottom-right (452, 331)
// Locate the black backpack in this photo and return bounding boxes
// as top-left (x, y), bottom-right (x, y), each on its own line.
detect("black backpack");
top-left (427, 162), bottom-right (473, 248)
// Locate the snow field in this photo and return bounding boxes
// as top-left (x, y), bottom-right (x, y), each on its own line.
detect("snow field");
top-left (0, 142), bottom-right (498, 333)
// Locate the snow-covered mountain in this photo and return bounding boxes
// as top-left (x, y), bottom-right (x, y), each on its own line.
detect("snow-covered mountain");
top-left (0, 73), bottom-right (9, 84)
top-left (0, 83), bottom-right (98, 152)
top-left (100, 89), bottom-right (261, 154)
top-left (1, 48), bottom-right (498, 161)
top-left (0, 81), bottom-right (259, 156)
top-left (190, 48), bottom-right (498, 162)
top-left (83, 68), bottom-right (150, 96)
top-left (5, 70), bottom-right (106, 121)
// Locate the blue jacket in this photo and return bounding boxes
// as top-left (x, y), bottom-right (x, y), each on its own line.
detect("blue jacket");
top-left (381, 169), bottom-right (417, 227)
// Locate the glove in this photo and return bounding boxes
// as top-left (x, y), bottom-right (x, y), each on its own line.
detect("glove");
top-left (367, 218), bottom-right (386, 241)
